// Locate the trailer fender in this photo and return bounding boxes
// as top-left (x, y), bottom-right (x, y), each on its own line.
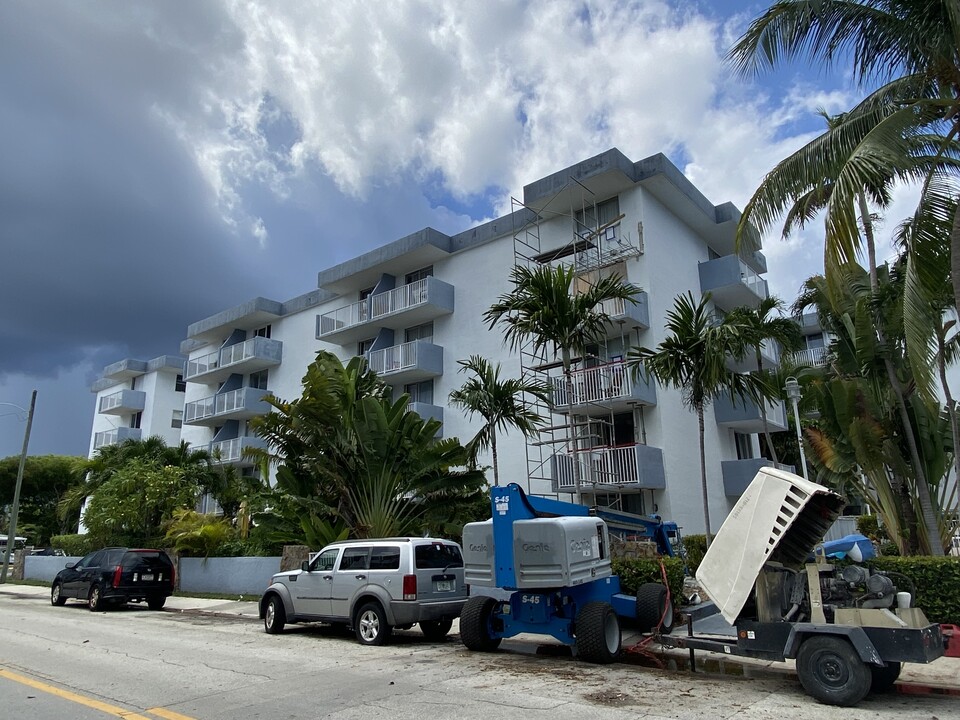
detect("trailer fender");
top-left (784, 625), bottom-right (883, 666)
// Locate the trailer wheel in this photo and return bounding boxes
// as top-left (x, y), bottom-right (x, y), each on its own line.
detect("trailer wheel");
top-left (460, 597), bottom-right (502, 652)
top-left (635, 582), bottom-right (674, 634)
top-left (575, 602), bottom-right (621, 664)
top-left (869, 661), bottom-right (902, 693)
top-left (796, 636), bottom-right (872, 706)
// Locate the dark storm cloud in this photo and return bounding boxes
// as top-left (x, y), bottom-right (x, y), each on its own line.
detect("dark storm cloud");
top-left (0, 1), bottom-right (260, 378)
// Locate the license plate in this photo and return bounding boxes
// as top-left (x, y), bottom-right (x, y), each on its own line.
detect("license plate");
top-left (142, 573), bottom-right (154, 582)
top-left (435, 580), bottom-right (452, 592)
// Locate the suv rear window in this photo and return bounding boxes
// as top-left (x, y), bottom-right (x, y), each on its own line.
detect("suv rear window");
top-left (415, 542), bottom-right (463, 569)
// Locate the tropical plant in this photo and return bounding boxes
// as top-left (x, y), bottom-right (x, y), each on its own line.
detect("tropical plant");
top-left (726, 297), bottom-right (803, 463)
top-left (628, 292), bottom-right (769, 543)
top-left (0, 455), bottom-right (85, 544)
top-left (484, 263), bottom-right (641, 500)
top-left (164, 509), bottom-right (237, 557)
top-left (448, 355), bottom-right (551, 486)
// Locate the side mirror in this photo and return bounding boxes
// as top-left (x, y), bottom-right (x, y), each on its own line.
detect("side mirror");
top-left (65, 562), bottom-right (76, 569)
top-left (301, 560), bottom-right (310, 572)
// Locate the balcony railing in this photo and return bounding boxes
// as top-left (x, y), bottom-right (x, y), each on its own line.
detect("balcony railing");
top-left (98, 389), bottom-right (146, 415)
top-left (317, 276), bottom-right (454, 343)
top-left (553, 444), bottom-right (665, 491)
top-left (597, 291), bottom-right (649, 331)
top-left (93, 427), bottom-right (142, 449)
top-left (366, 340), bottom-right (443, 383)
top-left (789, 347), bottom-right (828, 367)
top-left (714, 394), bottom-right (788, 432)
top-left (184, 387), bottom-right (269, 425)
top-left (698, 254), bottom-right (769, 310)
top-left (210, 436), bottom-right (268, 466)
top-left (185, 337), bottom-right (282, 382)
top-left (550, 361), bottom-right (655, 412)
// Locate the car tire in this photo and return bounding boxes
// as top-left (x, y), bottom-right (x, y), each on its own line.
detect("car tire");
top-left (796, 635), bottom-right (872, 706)
top-left (88, 584), bottom-right (105, 612)
top-left (420, 618), bottom-right (453, 641)
top-left (635, 582), bottom-right (674, 634)
top-left (460, 596), bottom-right (502, 652)
top-left (355, 601), bottom-right (392, 646)
top-left (264, 595), bottom-right (286, 634)
top-left (869, 661), bottom-right (902, 693)
top-left (147, 595), bottom-right (166, 611)
top-left (575, 601), bottom-right (621, 664)
top-left (51, 582), bottom-right (66, 606)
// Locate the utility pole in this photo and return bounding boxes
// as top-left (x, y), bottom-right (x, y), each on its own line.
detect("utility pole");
top-left (1, 390), bottom-right (37, 583)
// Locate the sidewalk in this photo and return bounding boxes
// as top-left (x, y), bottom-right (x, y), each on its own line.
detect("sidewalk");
top-left (2, 581), bottom-right (957, 693)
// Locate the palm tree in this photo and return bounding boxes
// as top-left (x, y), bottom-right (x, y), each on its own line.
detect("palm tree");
top-left (449, 355), bottom-right (551, 486)
top-left (628, 292), bottom-right (766, 544)
top-left (484, 264), bottom-right (641, 501)
top-left (726, 297), bottom-right (802, 464)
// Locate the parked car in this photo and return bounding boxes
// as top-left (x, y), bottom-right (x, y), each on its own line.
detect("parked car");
top-left (259, 537), bottom-right (468, 645)
top-left (51, 548), bottom-right (175, 611)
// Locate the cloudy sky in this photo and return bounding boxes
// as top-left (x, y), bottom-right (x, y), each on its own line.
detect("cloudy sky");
top-left (0, 0), bottom-right (910, 459)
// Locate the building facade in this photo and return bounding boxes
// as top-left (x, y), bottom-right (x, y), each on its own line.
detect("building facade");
top-left (92, 148), bottom-right (791, 536)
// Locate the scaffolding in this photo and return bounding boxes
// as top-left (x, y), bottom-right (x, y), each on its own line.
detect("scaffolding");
top-left (508, 178), bottom-right (645, 507)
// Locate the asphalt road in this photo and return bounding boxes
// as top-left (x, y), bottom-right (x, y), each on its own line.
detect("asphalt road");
top-left (0, 591), bottom-right (957, 720)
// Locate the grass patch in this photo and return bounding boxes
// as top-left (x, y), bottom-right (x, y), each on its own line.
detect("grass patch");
top-left (172, 590), bottom-right (261, 602)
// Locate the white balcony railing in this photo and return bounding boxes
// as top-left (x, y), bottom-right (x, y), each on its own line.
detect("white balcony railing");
top-left (367, 341), bottom-right (420, 375)
top-left (554, 445), bottom-right (642, 489)
top-left (186, 350), bottom-right (220, 379)
top-left (93, 427), bottom-right (141, 449)
top-left (184, 396), bottom-right (215, 423)
top-left (789, 347), bottom-right (828, 367)
top-left (211, 437), bottom-right (246, 463)
top-left (551, 361), bottom-right (638, 407)
top-left (319, 278), bottom-right (432, 336)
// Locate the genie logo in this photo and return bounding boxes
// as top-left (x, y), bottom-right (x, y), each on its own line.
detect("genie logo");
top-left (569, 538), bottom-right (592, 555)
top-left (468, 544), bottom-right (488, 552)
top-left (522, 542), bottom-right (551, 552)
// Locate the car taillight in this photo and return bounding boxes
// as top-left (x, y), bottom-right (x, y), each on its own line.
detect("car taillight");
top-left (112, 565), bottom-right (122, 588)
top-left (402, 574), bottom-right (417, 601)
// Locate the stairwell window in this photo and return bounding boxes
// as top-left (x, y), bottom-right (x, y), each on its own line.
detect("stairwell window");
top-left (171, 410), bottom-right (183, 429)
top-left (575, 197), bottom-right (620, 237)
top-left (253, 324), bottom-right (272, 339)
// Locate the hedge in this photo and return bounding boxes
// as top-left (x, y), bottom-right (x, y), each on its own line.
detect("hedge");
top-left (49, 534), bottom-right (97, 556)
top-left (865, 556), bottom-right (960, 625)
top-left (611, 557), bottom-right (685, 603)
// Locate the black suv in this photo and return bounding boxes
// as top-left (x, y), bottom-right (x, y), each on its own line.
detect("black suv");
top-left (51, 547), bottom-right (175, 611)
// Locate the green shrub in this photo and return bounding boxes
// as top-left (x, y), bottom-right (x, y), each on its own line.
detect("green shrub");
top-left (612, 557), bottom-right (685, 602)
top-left (681, 534), bottom-right (708, 575)
top-left (866, 556), bottom-right (960, 624)
top-left (855, 514), bottom-right (889, 542)
top-left (49, 534), bottom-right (96, 556)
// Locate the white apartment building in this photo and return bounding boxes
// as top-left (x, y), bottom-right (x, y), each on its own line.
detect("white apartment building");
top-left (165, 148), bottom-right (788, 536)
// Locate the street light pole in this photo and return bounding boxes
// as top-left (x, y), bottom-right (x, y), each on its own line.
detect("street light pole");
top-left (1, 390), bottom-right (37, 583)
top-left (783, 377), bottom-right (808, 481)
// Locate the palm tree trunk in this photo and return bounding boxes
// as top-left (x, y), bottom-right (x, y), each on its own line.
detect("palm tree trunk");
top-left (756, 350), bottom-right (778, 465)
top-left (937, 328), bottom-right (960, 542)
top-left (861, 195), bottom-right (943, 555)
top-left (563, 349), bottom-right (583, 504)
top-left (698, 407), bottom-right (712, 546)
top-left (951, 203), bottom-right (960, 329)
top-left (491, 434), bottom-right (500, 487)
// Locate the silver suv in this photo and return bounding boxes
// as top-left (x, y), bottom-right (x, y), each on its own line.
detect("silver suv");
top-left (259, 537), bottom-right (467, 645)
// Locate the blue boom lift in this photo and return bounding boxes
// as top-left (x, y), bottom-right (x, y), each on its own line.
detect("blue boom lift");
top-left (460, 482), bottom-right (675, 663)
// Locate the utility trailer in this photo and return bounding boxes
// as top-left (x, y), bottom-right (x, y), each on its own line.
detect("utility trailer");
top-left (658, 467), bottom-right (945, 706)
top-left (460, 483), bottom-right (674, 663)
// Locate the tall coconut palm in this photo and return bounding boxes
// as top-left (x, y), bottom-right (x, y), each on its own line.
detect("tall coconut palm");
top-left (449, 356), bottom-right (551, 487)
top-left (726, 297), bottom-right (802, 464)
top-left (484, 264), bottom-right (641, 502)
top-left (628, 292), bottom-right (766, 544)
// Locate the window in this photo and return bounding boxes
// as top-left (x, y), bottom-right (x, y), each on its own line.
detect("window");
top-left (735, 432), bottom-right (754, 460)
top-left (806, 333), bottom-right (825, 350)
top-left (405, 380), bottom-right (434, 405)
top-left (359, 338), bottom-right (376, 356)
top-left (415, 542), bottom-right (463, 570)
top-left (404, 322), bottom-right (434, 344)
top-left (369, 546), bottom-right (401, 570)
top-left (405, 266), bottom-right (433, 284)
top-left (575, 197), bottom-right (620, 235)
top-left (175, 374), bottom-right (186, 392)
top-left (253, 325), bottom-right (272, 339)
top-left (249, 370), bottom-right (269, 390)
top-left (131, 412), bottom-right (142, 429)
top-left (338, 547), bottom-right (370, 571)
top-left (310, 548), bottom-right (339, 572)
top-left (171, 410), bottom-right (183, 429)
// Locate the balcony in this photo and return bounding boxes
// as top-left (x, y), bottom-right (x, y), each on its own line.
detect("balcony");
top-left (184, 387), bottom-right (270, 426)
top-left (714, 394), bottom-right (788, 433)
top-left (185, 336), bottom-right (282, 383)
top-left (550, 361), bottom-right (656, 414)
top-left (210, 436), bottom-right (269, 467)
top-left (98, 389), bottom-right (146, 416)
top-left (93, 427), bottom-right (142, 449)
top-left (408, 402), bottom-right (443, 437)
top-left (699, 254), bottom-right (768, 310)
top-left (598, 291), bottom-right (649, 332)
top-left (317, 276), bottom-right (455, 344)
top-left (722, 458), bottom-right (795, 496)
top-left (788, 347), bottom-right (828, 368)
top-left (726, 340), bottom-right (779, 374)
top-left (552, 444), bottom-right (665, 492)
top-left (367, 341), bottom-right (443, 384)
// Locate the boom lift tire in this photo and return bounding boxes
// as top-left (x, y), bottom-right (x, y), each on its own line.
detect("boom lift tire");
top-left (460, 596), bottom-right (502, 652)
top-left (635, 582), bottom-right (674, 634)
top-left (796, 635), bottom-right (871, 707)
top-left (869, 661), bottom-right (902, 693)
top-left (575, 601), bottom-right (622, 664)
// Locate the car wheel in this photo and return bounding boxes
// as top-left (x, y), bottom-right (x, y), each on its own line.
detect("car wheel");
top-left (51, 582), bottom-right (66, 606)
top-left (264, 595), bottom-right (286, 634)
top-left (355, 601), bottom-right (391, 646)
top-left (420, 618), bottom-right (453, 641)
top-left (796, 635), bottom-right (872, 706)
top-left (147, 595), bottom-right (166, 611)
top-left (460, 596), bottom-right (502, 652)
top-left (88, 584), bottom-right (105, 612)
top-left (575, 601), bottom-right (621, 664)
